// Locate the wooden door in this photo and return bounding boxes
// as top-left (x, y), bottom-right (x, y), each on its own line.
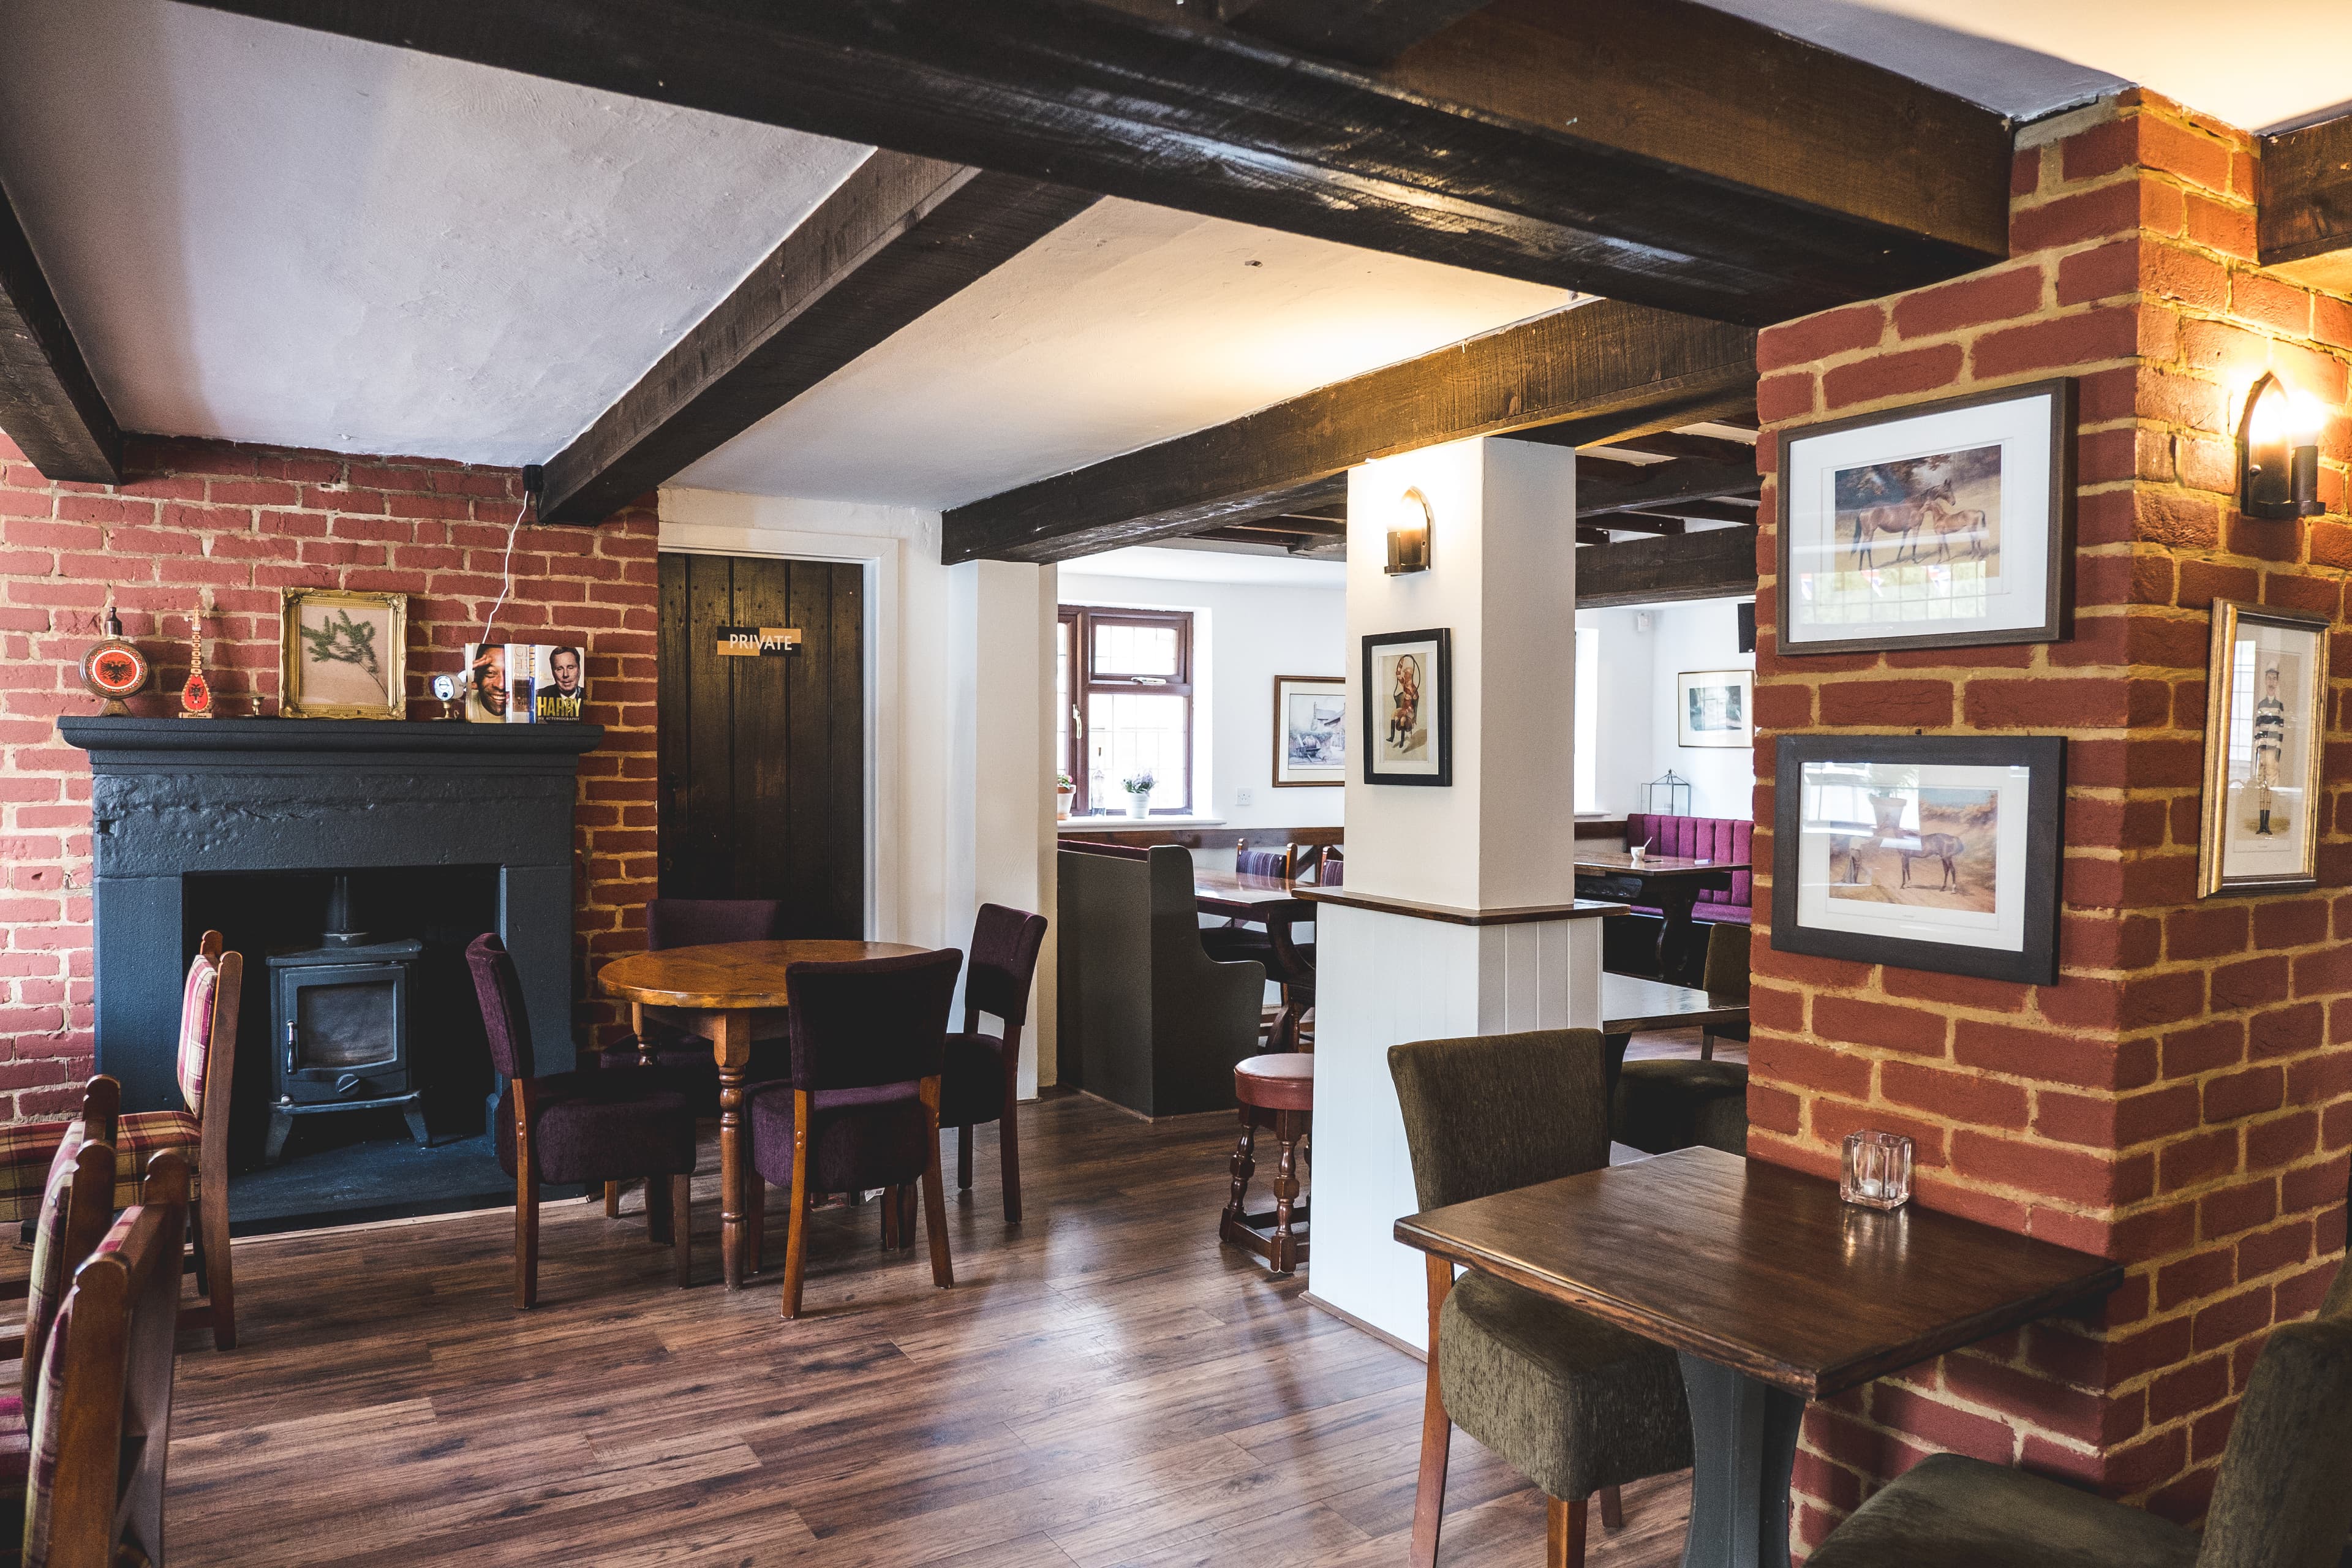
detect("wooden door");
top-left (658, 553), bottom-right (864, 937)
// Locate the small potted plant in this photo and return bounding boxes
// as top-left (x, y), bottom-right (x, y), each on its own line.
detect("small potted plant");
top-left (1121, 770), bottom-right (1156, 820)
top-left (1055, 771), bottom-right (1075, 821)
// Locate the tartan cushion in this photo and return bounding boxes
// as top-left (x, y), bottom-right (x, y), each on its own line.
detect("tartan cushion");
top-left (0, 1127), bottom-right (72, 1229)
top-left (176, 953), bottom-right (217, 1115)
top-left (110, 1112), bottom-right (200, 1208)
top-left (19, 1133), bottom-right (86, 1414)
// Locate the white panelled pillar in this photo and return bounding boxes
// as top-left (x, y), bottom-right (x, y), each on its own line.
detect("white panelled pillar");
top-left (944, 559), bottom-right (1060, 1095)
top-left (1307, 436), bottom-right (1607, 1349)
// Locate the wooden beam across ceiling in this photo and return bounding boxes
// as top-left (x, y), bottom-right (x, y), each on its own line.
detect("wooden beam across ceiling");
top-left (1218, 0), bottom-right (1494, 67)
top-left (0, 178), bottom-right (122, 484)
top-left (1574, 457), bottom-right (1758, 519)
top-left (1576, 524), bottom-right (1757, 606)
top-left (942, 300), bottom-right (1755, 563)
top-left (174, 0), bottom-right (2013, 326)
top-left (538, 154), bottom-right (1095, 524)
top-left (2259, 112), bottom-right (2352, 293)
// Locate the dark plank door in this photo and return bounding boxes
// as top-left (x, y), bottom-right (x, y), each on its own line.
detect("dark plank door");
top-left (658, 552), bottom-right (864, 937)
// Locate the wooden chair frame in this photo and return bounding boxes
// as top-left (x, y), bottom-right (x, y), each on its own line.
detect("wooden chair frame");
top-left (186, 930), bottom-right (243, 1349)
top-left (768, 1077), bottom-right (952, 1321)
top-left (511, 1076), bottom-right (692, 1310)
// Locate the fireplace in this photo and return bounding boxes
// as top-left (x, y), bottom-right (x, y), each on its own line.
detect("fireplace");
top-left (62, 717), bottom-right (600, 1226)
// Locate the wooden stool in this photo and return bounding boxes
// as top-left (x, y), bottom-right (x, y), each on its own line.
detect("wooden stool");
top-left (1221, 1054), bottom-right (1312, 1275)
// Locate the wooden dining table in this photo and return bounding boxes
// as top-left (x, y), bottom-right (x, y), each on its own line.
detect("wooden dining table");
top-left (598, 938), bottom-right (922, 1290)
top-left (1575, 849), bottom-right (1747, 978)
top-left (1396, 1146), bottom-right (2121, 1568)
top-left (1193, 865), bottom-right (1322, 1046)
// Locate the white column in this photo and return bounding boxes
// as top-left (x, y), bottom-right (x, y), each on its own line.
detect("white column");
top-left (1307, 437), bottom-right (1600, 1349)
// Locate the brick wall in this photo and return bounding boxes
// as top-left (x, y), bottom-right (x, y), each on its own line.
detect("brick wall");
top-left (1752, 90), bottom-right (2352, 1548)
top-left (0, 434), bottom-right (659, 1113)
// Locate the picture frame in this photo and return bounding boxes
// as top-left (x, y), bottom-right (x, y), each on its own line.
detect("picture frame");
top-left (279, 588), bottom-right (407, 720)
top-left (1777, 377), bottom-right (2075, 656)
top-left (1771, 733), bottom-right (2065, 985)
top-left (1362, 628), bottom-right (1451, 786)
top-left (1272, 674), bottom-right (1346, 786)
top-left (2198, 601), bottom-right (2328, 897)
top-left (1678, 668), bottom-right (1754, 748)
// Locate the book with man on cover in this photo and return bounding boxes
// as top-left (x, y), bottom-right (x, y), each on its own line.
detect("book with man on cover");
top-left (464, 643), bottom-right (586, 723)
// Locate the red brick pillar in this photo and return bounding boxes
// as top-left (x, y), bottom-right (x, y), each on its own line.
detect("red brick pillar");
top-left (1750, 90), bottom-right (2352, 1548)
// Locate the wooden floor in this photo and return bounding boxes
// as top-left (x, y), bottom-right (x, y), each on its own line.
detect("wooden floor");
top-left (167, 1049), bottom-right (1715, 1567)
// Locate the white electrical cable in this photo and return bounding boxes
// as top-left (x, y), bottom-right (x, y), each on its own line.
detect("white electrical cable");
top-left (475, 494), bottom-right (529, 649)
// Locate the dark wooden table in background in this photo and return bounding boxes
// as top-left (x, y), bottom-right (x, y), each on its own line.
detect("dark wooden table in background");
top-left (1574, 850), bottom-right (1744, 978)
top-left (599, 938), bottom-right (922, 1290)
top-left (1396, 1146), bottom-right (2122, 1568)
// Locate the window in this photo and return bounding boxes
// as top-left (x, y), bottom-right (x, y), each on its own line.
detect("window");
top-left (1574, 625), bottom-right (1599, 813)
top-left (1057, 606), bottom-right (1194, 815)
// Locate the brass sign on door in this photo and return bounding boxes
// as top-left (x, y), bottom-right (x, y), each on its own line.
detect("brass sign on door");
top-left (714, 625), bottom-right (802, 657)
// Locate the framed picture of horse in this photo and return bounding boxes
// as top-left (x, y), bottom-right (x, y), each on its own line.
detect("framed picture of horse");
top-left (1362, 628), bottom-right (1451, 786)
top-left (1777, 378), bottom-right (2075, 656)
top-left (1771, 733), bottom-right (2065, 984)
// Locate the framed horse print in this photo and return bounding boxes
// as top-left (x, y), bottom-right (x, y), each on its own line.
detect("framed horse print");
top-left (1362, 628), bottom-right (1450, 786)
top-left (1777, 379), bottom-right (2075, 656)
top-left (1771, 733), bottom-right (2065, 984)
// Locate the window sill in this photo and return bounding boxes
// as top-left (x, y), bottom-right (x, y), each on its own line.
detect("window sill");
top-left (1057, 816), bottom-right (1229, 832)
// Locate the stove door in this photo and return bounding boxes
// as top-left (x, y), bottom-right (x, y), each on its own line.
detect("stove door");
top-left (274, 963), bottom-right (413, 1103)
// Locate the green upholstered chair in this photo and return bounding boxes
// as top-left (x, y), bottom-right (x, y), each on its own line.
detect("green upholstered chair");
top-left (1809, 1259), bottom-right (2352, 1568)
top-left (1613, 924), bottom-right (1751, 1156)
top-left (1388, 1029), bottom-right (1694, 1568)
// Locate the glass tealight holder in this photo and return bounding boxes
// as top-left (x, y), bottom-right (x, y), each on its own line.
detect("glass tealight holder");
top-left (1841, 1129), bottom-right (1913, 1211)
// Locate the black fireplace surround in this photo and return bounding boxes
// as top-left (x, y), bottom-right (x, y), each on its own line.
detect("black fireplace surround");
top-left (60, 718), bottom-right (601, 1117)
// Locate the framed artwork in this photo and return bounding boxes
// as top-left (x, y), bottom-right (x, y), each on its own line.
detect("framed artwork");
top-left (1362, 628), bottom-right (1450, 786)
top-left (2199, 601), bottom-right (2328, 897)
top-left (1273, 675), bottom-right (1346, 786)
top-left (1777, 377), bottom-right (2075, 656)
top-left (1772, 734), bottom-right (2065, 985)
top-left (1678, 668), bottom-right (1754, 748)
top-left (279, 588), bottom-right (407, 720)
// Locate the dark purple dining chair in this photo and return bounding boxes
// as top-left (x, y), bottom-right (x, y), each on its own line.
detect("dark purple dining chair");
top-left (467, 934), bottom-right (700, 1306)
top-left (597, 897), bottom-right (783, 1083)
top-left (939, 905), bottom-right (1049, 1223)
top-left (742, 948), bottom-right (963, 1318)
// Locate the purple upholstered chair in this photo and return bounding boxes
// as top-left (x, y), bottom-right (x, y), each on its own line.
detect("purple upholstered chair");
top-left (597, 897), bottom-right (785, 1087)
top-left (743, 948), bottom-right (963, 1319)
top-left (466, 934), bottom-right (701, 1306)
top-left (939, 905), bottom-right (1049, 1223)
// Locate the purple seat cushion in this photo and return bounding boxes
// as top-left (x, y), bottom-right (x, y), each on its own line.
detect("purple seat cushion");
top-left (747, 1081), bottom-right (928, 1194)
top-left (1623, 813), bottom-right (1753, 917)
top-left (940, 1031), bottom-right (1009, 1129)
top-left (494, 1071), bottom-right (698, 1186)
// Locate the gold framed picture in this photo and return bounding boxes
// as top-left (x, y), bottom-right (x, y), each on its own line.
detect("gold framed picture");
top-left (2199, 600), bottom-right (2328, 897)
top-left (279, 588), bottom-right (408, 720)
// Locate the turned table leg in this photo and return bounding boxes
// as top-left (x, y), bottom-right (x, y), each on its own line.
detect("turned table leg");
top-left (707, 1011), bottom-right (751, 1291)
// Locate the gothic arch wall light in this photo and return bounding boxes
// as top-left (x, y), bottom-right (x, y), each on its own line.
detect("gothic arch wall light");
top-left (1386, 485), bottom-right (1433, 575)
top-left (2239, 371), bottom-right (2323, 521)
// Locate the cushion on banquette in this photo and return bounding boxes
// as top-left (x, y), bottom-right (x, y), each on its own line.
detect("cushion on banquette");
top-left (1620, 813), bottom-right (1752, 925)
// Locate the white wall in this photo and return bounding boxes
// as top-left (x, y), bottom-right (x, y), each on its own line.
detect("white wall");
top-left (1575, 595), bottom-right (1756, 823)
top-left (1053, 568), bottom-right (1346, 832)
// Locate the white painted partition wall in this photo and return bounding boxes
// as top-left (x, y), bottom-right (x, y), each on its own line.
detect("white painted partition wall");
top-left (1305, 436), bottom-right (1604, 1351)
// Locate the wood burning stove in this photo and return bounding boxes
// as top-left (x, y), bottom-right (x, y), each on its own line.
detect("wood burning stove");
top-left (265, 874), bottom-right (426, 1161)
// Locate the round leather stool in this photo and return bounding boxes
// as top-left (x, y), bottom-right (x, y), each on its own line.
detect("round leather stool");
top-left (1221, 1053), bottom-right (1313, 1276)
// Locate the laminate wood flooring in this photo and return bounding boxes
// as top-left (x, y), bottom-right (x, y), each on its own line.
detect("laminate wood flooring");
top-left (167, 1088), bottom-right (1695, 1567)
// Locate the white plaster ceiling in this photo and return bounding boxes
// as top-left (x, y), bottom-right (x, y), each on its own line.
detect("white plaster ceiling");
top-left (1703, 0), bottom-right (2350, 130)
top-left (1062, 545), bottom-right (1348, 588)
top-left (674, 199), bottom-right (1572, 507)
top-left (0, 0), bottom-right (870, 466)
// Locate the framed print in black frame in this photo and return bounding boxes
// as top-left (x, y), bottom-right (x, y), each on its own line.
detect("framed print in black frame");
top-left (1772, 734), bottom-right (2065, 985)
top-left (1362, 628), bottom-right (1451, 786)
top-left (2198, 600), bottom-right (2329, 898)
top-left (1777, 377), bottom-right (2075, 657)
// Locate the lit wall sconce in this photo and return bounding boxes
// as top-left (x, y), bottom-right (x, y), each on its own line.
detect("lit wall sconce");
top-left (1387, 486), bottom-right (1433, 575)
top-left (2239, 371), bottom-right (2324, 521)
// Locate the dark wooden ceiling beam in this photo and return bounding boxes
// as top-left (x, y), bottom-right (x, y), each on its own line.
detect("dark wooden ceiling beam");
top-left (943, 300), bottom-right (1754, 563)
top-left (1588, 514), bottom-right (1684, 537)
top-left (1619, 500), bottom-right (1759, 526)
top-left (2259, 112), bottom-right (2352, 292)
top-left (1578, 431), bottom-right (1759, 466)
top-left (1577, 525), bottom-right (1757, 606)
top-left (1218, 0), bottom-right (1495, 66)
top-left (0, 178), bottom-right (122, 483)
top-left (175, 0), bottom-right (2012, 325)
top-left (1575, 456), bottom-right (1758, 519)
top-left (540, 154), bottom-right (1094, 524)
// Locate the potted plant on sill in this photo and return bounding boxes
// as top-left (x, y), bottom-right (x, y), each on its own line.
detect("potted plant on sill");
top-left (1121, 771), bottom-right (1156, 820)
top-left (1056, 772), bottom-right (1074, 821)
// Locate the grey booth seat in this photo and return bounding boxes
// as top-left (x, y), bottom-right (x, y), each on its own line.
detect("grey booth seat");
top-left (1057, 844), bottom-right (1265, 1117)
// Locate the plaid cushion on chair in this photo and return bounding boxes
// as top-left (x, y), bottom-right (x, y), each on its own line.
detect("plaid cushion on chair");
top-left (19, 1132), bottom-right (87, 1414)
top-left (176, 952), bottom-right (217, 1115)
top-left (0, 1126), bottom-right (72, 1229)
top-left (0, 1112), bottom-right (200, 1230)
top-left (110, 1112), bottom-right (199, 1208)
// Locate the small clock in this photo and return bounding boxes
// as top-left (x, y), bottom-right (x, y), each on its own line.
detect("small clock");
top-left (80, 611), bottom-right (149, 715)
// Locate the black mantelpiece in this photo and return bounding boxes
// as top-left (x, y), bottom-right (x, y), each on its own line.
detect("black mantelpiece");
top-left (61, 717), bottom-right (601, 1115)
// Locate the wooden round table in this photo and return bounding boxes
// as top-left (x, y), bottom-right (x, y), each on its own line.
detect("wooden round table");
top-left (599, 938), bottom-right (922, 1289)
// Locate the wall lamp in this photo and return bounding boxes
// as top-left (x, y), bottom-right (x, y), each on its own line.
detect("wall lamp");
top-left (2239, 372), bottom-right (2324, 521)
top-left (1387, 486), bottom-right (1433, 575)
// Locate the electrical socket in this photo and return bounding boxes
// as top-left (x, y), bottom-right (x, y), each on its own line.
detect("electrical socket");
top-left (1235, 788), bottom-right (1256, 807)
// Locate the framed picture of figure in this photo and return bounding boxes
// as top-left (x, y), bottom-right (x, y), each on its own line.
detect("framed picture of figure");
top-left (1272, 675), bottom-right (1346, 786)
top-left (2199, 601), bottom-right (2328, 897)
top-left (1772, 734), bottom-right (2066, 984)
top-left (279, 588), bottom-right (407, 719)
top-left (1362, 628), bottom-right (1451, 786)
top-left (1777, 378), bottom-right (2075, 656)
top-left (1678, 669), bottom-right (1754, 748)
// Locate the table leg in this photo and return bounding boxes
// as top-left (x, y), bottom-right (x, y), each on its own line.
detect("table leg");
top-left (707, 1011), bottom-right (751, 1291)
top-left (1655, 885), bottom-right (1702, 982)
top-left (1676, 1354), bottom-right (1804, 1568)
